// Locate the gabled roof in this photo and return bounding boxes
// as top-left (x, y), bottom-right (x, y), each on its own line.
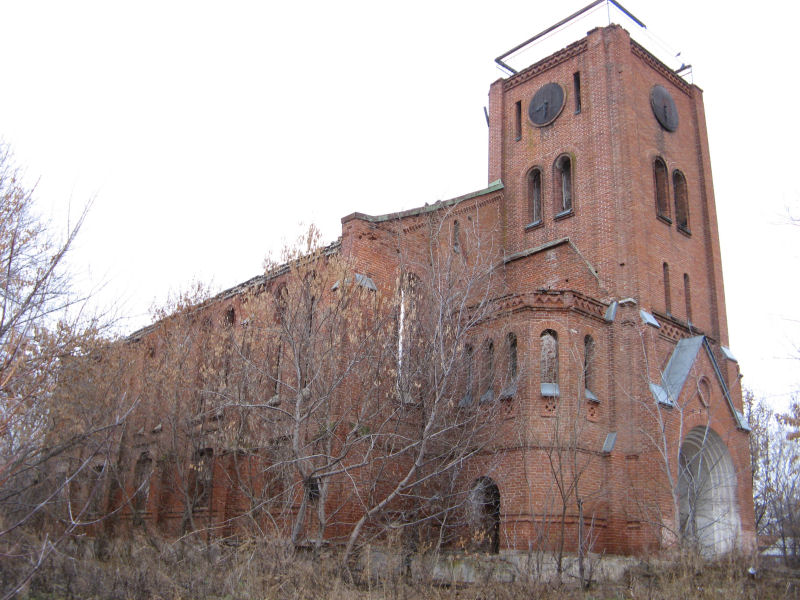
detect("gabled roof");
top-left (649, 335), bottom-right (748, 430)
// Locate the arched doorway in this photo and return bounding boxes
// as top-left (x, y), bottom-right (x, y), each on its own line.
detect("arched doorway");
top-left (469, 477), bottom-right (501, 553)
top-left (678, 427), bottom-right (740, 554)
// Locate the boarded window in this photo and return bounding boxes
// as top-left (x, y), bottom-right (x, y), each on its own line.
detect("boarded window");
top-left (663, 262), bottom-right (672, 314)
top-left (654, 158), bottom-right (670, 220)
top-left (554, 155), bottom-right (573, 213)
top-left (514, 100), bottom-right (522, 140)
top-left (674, 170), bottom-right (689, 231)
top-left (452, 220), bottom-right (461, 253)
top-left (528, 168), bottom-right (542, 224)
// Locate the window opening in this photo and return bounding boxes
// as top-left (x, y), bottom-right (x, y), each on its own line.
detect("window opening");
top-left (584, 335), bottom-right (597, 402)
top-left (452, 220), bottom-right (461, 253)
top-left (500, 333), bottom-right (518, 401)
top-left (554, 155), bottom-right (573, 214)
top-left (459, 344), bottom-right (474, 407)
top-left (573, 72), bottom-right (582, 113)
top-left (305, 476), bottom-right (320, 502)
top-left (480, 339), bottom-right (495, 403)
top-left (540, 330), bottom-right (559, 397)
top-left (514, 100), bottom-right (522, 140)
top-left (684, 273), bottom-right (692, 324)
top-left (191, 448), bottom-right (213, 510)
top-left (132, 453), bottom-right (153, 515)
top-left (674, 170), bottom-right (689, 232)
top-left (528, 168), bottom-right (542, 225)
top-left (663, 262), bottom-right (672, 315)
top-left (654, 158), bottom-right (670, 221)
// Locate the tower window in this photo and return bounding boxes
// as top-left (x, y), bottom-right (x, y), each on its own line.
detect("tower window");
top-left (654, 158), bottom-right (670, 221)
top-left (673, 170), bottom-right (690, 233)
top-left (584, 335), bottom-right (597, 402)
top-left (540, 330), bottom-right (559, 397)
top-left (573, 72), bottom-right (582, 114)
top-left (554, 155), bottom-right (573, 215)
top-left (528, 168), bottom-right (543, 225)
top-left (514, 100), bottom-right (522, 141)
top-left (507, 333), bottom-right (518, 381)
top-left (663, 262), bottom-right (672, 315)
top-left (684, 273), bottom-right (692, 324)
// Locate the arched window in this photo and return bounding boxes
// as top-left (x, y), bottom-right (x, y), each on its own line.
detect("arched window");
top-left (684, 273), bottom-right (692, 324)
top-left (132, 452), bottom-right (153, 518)
top-left (540, 330), bottom-right (559, 397)
top-left (452, 220), bottom-right (461, 253)
top-left (554, 155), bottom-right (573, 214)
top-left (674, 170), bottom-right (689, 232)
top-left (584, 335), bottom-right (597, 402)
top-left (500, 333), bottom-right (518, 401)
top-left (663, 262), bottom-right (672, 315)
top-left (480, 339), bottom-right (494, 403)
top-left (697, 377), bottom-right (712, 407)
top-left (528, 168), bottom-right (543, 225)
top-left (654, 158), bottom-right (670, 220)
top-left (507, 333), bottom-right (518, 381)
top-left (397, 272), bottom-right (421, 402)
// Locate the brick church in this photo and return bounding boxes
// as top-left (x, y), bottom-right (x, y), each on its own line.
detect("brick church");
top-left (110, 8), bottom-right (755, 558)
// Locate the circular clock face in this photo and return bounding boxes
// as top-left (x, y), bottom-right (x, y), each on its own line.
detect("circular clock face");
top-left (528, 82), bottom-right (565, 126)
top-left (650, 85), bottom-right (679, 132)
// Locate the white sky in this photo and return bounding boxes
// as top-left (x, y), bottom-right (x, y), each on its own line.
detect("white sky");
top-left (0, 0), bottom-right (798, 409)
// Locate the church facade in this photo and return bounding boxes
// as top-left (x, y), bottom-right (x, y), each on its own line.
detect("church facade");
top-left (109, 22), bottom-right (755, 557)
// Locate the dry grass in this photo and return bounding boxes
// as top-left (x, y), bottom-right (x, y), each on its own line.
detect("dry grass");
top-left (3, 535), bottom-right (799, 600)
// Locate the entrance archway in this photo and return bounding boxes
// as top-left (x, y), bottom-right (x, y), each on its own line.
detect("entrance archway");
top-left (678, 427), bottom-right (739, 554)
top-left (469, 477), bottom-right (501, 553)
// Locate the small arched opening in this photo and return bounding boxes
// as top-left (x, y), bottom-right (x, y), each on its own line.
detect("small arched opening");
top-left (678, 427), bottom-right (740, 555)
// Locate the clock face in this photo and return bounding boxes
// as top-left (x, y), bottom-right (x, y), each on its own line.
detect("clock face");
top-left (528, 82), bottom-right (565, 126)
top-left (650, 85), bottom-right (679, 132)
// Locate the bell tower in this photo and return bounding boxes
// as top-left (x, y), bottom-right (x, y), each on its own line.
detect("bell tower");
top-left (488, 20), bottom-right (728, 344)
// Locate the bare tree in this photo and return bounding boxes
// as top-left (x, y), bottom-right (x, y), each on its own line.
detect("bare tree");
top-left (0, 146), bottom-right (128, 598)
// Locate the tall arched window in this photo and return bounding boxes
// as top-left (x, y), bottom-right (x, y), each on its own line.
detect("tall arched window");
top-left (540, 330), bottom-right (559, 397)
top-left (584, 335), bottom-right (597, 402)
top-left (554, 155), bottom-right (573, 214)
top-left (528, 168), bottom-right (543, 225)
top-left (663, 262), bottom-right (672, 315)
top-left (507, 333), bottom-right (518, 381)
top-left (480, 339), bottom-right (495, 403)
top-left (654, 158), bottom-right (670, 220)
top-left (673, 170), bottom-right (689, 232)
top-left (500, 332), bottom-right (518, 400)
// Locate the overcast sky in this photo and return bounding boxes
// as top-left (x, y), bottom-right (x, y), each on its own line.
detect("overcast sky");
top-left (0, 0), bottom-right (798, 409)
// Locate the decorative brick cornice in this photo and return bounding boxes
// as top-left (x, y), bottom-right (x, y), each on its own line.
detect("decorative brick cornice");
top-left (503, 39), bottom-right (588, 92)
top-left (630, 40), bottom-right (692, 96)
